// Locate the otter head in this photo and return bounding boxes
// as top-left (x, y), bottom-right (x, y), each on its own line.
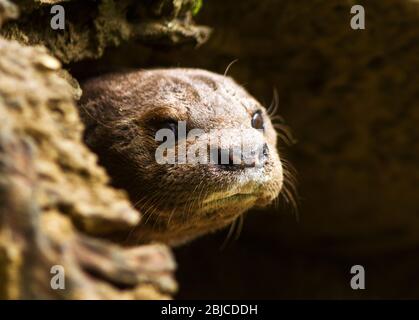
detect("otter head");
top-left (79, 68), bottom-right (286, 245)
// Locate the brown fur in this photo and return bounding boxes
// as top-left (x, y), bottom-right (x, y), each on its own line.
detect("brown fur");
top-left (78, 68), bottom-right (285, 245)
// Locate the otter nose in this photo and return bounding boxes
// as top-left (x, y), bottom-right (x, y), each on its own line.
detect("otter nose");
top-left (212, 143), bottom-right (268, 171)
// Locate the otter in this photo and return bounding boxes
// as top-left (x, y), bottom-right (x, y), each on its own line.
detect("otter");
top-left (78, 68), bottom-right (288, 245)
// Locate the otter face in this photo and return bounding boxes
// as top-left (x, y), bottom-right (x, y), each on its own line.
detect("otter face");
top-left (79, 68), bottom-right (285, 245)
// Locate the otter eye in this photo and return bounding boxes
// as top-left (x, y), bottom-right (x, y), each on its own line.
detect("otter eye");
top-left (251, 110), bottom-right (264, 130)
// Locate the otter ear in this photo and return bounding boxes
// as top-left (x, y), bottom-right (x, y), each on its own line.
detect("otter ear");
top-left (77, 98), bottom-right (116, 151)
top-left (82, 120), bottom-right (104, 151)
top-left (81, 96), bottom-right (123, 121)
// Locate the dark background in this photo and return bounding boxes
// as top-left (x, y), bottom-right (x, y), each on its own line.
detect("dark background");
top-left (71, 0), bottom-right (419, 298)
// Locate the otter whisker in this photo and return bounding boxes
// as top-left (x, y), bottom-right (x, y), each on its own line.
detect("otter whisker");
top-left (234, 214), bottom-right (244, 241)
top-left (267, 87), bottom-right (279, 117)
top-left (185, 181), bottom-right (204, 216)
top-left (281, 182), bottom-right (299, 222)
top-left (273, 124), bottom-right (296, 146)
top-left (270, 115), bottom-right (286, 123)
top-left (123, 189), bottom-right (168, 244)
top-left (223, 59), bottom-right (239, 76)
top-left (78, 103), bottom-right (114, 130)
top-left (271, 185), bottom-right (280, 210)
top-left (166, 204), bottom-right (178, 226)
top-left (220, 218), bottom-right (237, 250)
top-left (137, 189), bottom-right (171, 225)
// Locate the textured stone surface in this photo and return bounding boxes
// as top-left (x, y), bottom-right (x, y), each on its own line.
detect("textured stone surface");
top-left (0, 36), bottom-right (176, 299)
top-left (1, 0), bottom-right (210, 63)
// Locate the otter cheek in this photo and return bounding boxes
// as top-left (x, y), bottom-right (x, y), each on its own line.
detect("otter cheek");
top-left (256, 154), bottom-right (283, 207)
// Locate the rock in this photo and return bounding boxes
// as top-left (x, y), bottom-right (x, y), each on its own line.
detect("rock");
top-left (0, 0), bottom-right (18, 27)
top-left (0, 37), bottom-right (176, 299)
top-left (0, 0), bottom-right (211, 63)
